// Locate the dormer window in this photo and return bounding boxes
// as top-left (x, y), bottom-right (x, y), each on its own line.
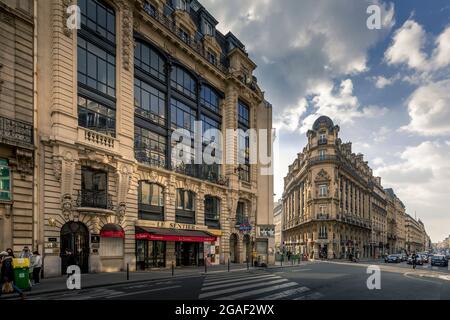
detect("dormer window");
top-left (207, 50), bottom-right (217, 65)
top-left (318, 132), bottom-right (327, 145)
top-left (202, 20), bottom-right (214, 36)
top-left (179, 27), bottom-right (190, 45)
top-left (143, 2), bottom-right (156, 17)
top-left (176, 0), bottom-right (188, 11)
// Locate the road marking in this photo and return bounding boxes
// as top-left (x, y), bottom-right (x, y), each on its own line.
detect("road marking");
top-left (257, 286), bottom-right (310, 300)
top-left (293, 292), bottom-right (324, 300)
top-left (203, 272), bottom-right (266, 284)
top-left (202, 275), bottom-right (280, 290)
top-left (199, 279), bottom-right (288, 299)
top-left (203, 274), bottom-right (277, 286)
top-left (105, 285), bottom-right (181, 299)
top-left (215, 282), bottom-right (298, 300)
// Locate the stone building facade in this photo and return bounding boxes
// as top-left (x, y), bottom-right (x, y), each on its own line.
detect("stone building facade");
top-left (282, 116), bottom-right (374, 260)
top-left (405, 214), bottom-right (425, 253)
top-left (0, 0), bottom-right (35, 255)
top-left (35, 0), bottom-right (273, 277)
top-left (369, 177), bottom-right (387, 258)
top-left (385, 188), bottom-right (406, 254)
top-left (273, 199), bottom-right (282, 251)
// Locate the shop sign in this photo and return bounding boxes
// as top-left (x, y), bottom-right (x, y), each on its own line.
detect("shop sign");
top-left (137, 220), bottom-right (208, 231)
top-left (239, 223), bottom-right (252, 231)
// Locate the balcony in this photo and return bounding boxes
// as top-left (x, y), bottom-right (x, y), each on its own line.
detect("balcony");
top-left (318, 138), bottom-right (328, 145)
top-left (308, 155), bottom-right (338, 166)
top-left (173, 163), bottom-right (229, 186)
top-left (78, 127), bottom-right (118, 153)
top-left (316, 213), bottom-right (330, 220)
top-left (76, 190), bottom-right (114, 211)
top-left (0, 115), bottom-right (33, 149)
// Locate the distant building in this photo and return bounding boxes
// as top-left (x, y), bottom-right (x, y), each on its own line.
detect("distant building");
top-left (273, 200), bottom-right (283, 251)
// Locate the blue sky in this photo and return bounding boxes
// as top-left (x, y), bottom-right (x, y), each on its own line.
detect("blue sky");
top-left (202, 0), bottom-right (450, 242)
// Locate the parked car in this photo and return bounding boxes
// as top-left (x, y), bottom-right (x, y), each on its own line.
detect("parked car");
top-left (400, 253), bottom-right (408, 262)
top-left (420, 254), bottom-right (429, 263)
top-left (385, 254), bottom-right (402, 263)
top-left (407, 255), bottom-right (423, 265)
top-left (446, 254), bottom-right (450, 261)
top-left (431, 255), bottom-right (448, 267)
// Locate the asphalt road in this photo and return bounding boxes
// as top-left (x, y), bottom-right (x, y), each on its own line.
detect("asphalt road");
top-left (21, 261), bottom-right (450, 300)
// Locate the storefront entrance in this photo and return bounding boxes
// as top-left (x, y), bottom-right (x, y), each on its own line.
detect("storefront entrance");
top-left (60, 221), bottom-right (90, 275)
top-left (136, 240), bottom-right (166, 270)
top-left (176, 242), bottom-right (204, 266)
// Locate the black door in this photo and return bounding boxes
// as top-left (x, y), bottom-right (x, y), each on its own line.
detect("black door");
top-left (60, 221), bottom-right (90, 274)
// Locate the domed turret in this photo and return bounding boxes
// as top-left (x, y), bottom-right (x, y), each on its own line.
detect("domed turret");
top-left (312, 115), bottom-right (334, 131)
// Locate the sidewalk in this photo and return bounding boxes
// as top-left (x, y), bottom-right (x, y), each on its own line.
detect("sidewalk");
top-left (0, 263), bottom-right (298, 299)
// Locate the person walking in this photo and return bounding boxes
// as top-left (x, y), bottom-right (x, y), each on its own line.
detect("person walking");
top-left (30, 251), bottom-right (42, 285)
top-left (412, 252), bottom-right (417, 270)
top-left (0, 250), bottom-right (25, 299)
top-left (19, 246), bottom-right (33, 286)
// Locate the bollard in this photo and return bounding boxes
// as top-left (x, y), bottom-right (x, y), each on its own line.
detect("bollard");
top-left (247, 260), bottom-right (249, 271)
top-left (281, 256), bottom-right (283, 267)
top-left (228, 259), bottom-right (230, 272)
top-left (172, 261), bottom-right (174, 276)
top-left (127, 263), bottom-right (129, 280)
top-left (205, 261), bottom-right (207, 274)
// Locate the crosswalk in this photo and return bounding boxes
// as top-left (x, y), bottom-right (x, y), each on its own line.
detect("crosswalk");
top-left (199, 271), bottom-right (323, 300)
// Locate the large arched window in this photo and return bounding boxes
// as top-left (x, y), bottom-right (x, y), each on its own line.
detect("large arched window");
top-left (200, 85), bottom-right (220, 113)
top-left (134, 40), bottom-right (166, 82)
top-left (175, 189), bottom-right (196, 224)
top-left (138, 181), bottom-right (164, 221)
top-left (204, 196), bottom-right (220, 229)
top-left (170, 66), bottom-right (197, 99)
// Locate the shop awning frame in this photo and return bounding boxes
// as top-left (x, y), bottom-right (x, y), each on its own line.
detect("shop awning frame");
top-left (135, 226), bottom-right (217, 242)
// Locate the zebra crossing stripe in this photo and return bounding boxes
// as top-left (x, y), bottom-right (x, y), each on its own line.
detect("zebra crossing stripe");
top-left (202, 275), bottom-right (281, 291)
top-left (293, 292), bottom-right (323, 300)
top-left (203, 272), bottom-right (265, 283)
top-left (257, 286), bottom-right (310, 300)
top-left (215, 282), bottom-right (298, 300)
top-left (203, 274), bottom-right (278, 288)
top-left (105, 285), bottom-right (182, 299)
top-left (199, 279), bottom-right (288, 299)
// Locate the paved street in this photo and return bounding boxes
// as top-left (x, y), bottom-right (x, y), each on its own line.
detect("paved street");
top-left (5, 260), bottom-right (449, 300)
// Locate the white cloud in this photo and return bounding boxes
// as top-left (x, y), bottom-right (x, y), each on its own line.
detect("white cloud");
top-left (375, 141), bottom-right (450, 240)
top-left (299, 79), bottom-right (387, 132)
top-left (372, 157), bottom-right (385, 166)
top-left (372, 74), bottom-right (402, 88)
top-left (373, 126), bottom-right (392, 143)
top-left (273, 98), bottom-right (307, 132)
top-left (385, 20), bottom-right (450, 72)
top-left (401, 79), bottom-right (450, 136)
top-left (385, 20), bottom-right (428, 71)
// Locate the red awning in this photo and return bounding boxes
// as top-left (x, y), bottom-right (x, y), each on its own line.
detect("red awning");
top-left (100, 224), bottom-right (125, 238)
top-left (135, 226), bottom-right (216, 242)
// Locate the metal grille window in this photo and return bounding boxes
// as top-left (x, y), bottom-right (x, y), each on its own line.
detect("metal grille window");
top-left (171, 98), bottom-right (195, 169)
top-left (238, 101), bottom-right (250, 127)
top-left (134, 41), bottom-right (166, 82)
top-left (80, 167), bottom-right (108, 209)
top-left (170, 66), bottom-right (197, 99)
top-left (319, 226), bottom-right (328, 239)
top-left (138, 181), bottom-right (164, 221)
top-left (0, 159), bottom-right (11, 201)
top-left (207, 51), bottom-right (217, 65)
top-left (78, 95), bottom-right (116, 137)
top-left (200, 85), bottom-right (220, 113)
top-left (79, 0), bottom-right (116, 44)
top-left (134, 79), bottom-right (166, 126)
top-left (77, 37), bottom-right (116, 97)
top-left (175, 189), bottom-right (196, 224)
top-left (134, 126), bottom-right (166, 168)
top-left (319, 149), bottom-right (326, 160)
top-left (204, 196), bottom-right (220, 229)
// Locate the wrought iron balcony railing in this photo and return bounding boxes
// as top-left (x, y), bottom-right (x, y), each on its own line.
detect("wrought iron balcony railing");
top-left (173, 163), bottom-right (229, 186)
top-left (76, 190), bottom-right (113, 210)
top-left (0, 115), bottom-right (33, 148)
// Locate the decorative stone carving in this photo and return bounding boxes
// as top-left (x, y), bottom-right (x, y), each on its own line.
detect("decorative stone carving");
top-left (61, 193), bottom-right (73, 221)
top-left (15, 149), bottom-right (33, 178)
top-left (315, 169), bottom-right (331, 182)
top-left (53, 157), bottom-right (62, 181)
top-left (62, 0), bottom-right (73, 38)
top-left (118, 0), bottom-right (133, 71)
top-left (117, 202), bottom-right (126, 224)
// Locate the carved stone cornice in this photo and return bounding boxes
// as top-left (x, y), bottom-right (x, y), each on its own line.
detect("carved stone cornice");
top-left (118, 0), bottom-right (133, 71)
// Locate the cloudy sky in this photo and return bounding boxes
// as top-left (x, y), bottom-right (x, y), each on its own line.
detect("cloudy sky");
top-left (202, 0), bottom-right (450, 242)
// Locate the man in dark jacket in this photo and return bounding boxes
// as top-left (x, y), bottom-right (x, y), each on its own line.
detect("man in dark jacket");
top-left (0, 251), bottom-right (25, 299)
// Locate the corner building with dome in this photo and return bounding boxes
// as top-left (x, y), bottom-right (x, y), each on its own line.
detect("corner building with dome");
top-left (282, 116), bottom-right (379, 260)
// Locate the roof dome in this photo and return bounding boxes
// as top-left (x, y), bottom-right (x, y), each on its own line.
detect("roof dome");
top-left (312, 115), bottom-right (334, 131)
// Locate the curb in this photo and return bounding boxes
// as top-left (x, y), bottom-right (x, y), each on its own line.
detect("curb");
top-left (0, 266), bottom-right (274, 300)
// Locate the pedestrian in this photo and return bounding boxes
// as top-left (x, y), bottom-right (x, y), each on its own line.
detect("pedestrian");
top-left (19, 246), bottom-right (33, 285)
top-left (412, 252), bottom-right (417, 270)
top-left (30, 251), bottom-right (42, 285)
top-left (0, 250), bottom-right (25, 299)
top-left (287, 251), bottom-right (291, 261)
top-left (6, 248), bottom-right (14, 258)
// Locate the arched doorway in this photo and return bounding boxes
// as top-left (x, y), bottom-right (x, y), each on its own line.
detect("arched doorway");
top-left (229, 233), bottom-right (238, 263)
top-left (60, 221), bottom-right (90, 275)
